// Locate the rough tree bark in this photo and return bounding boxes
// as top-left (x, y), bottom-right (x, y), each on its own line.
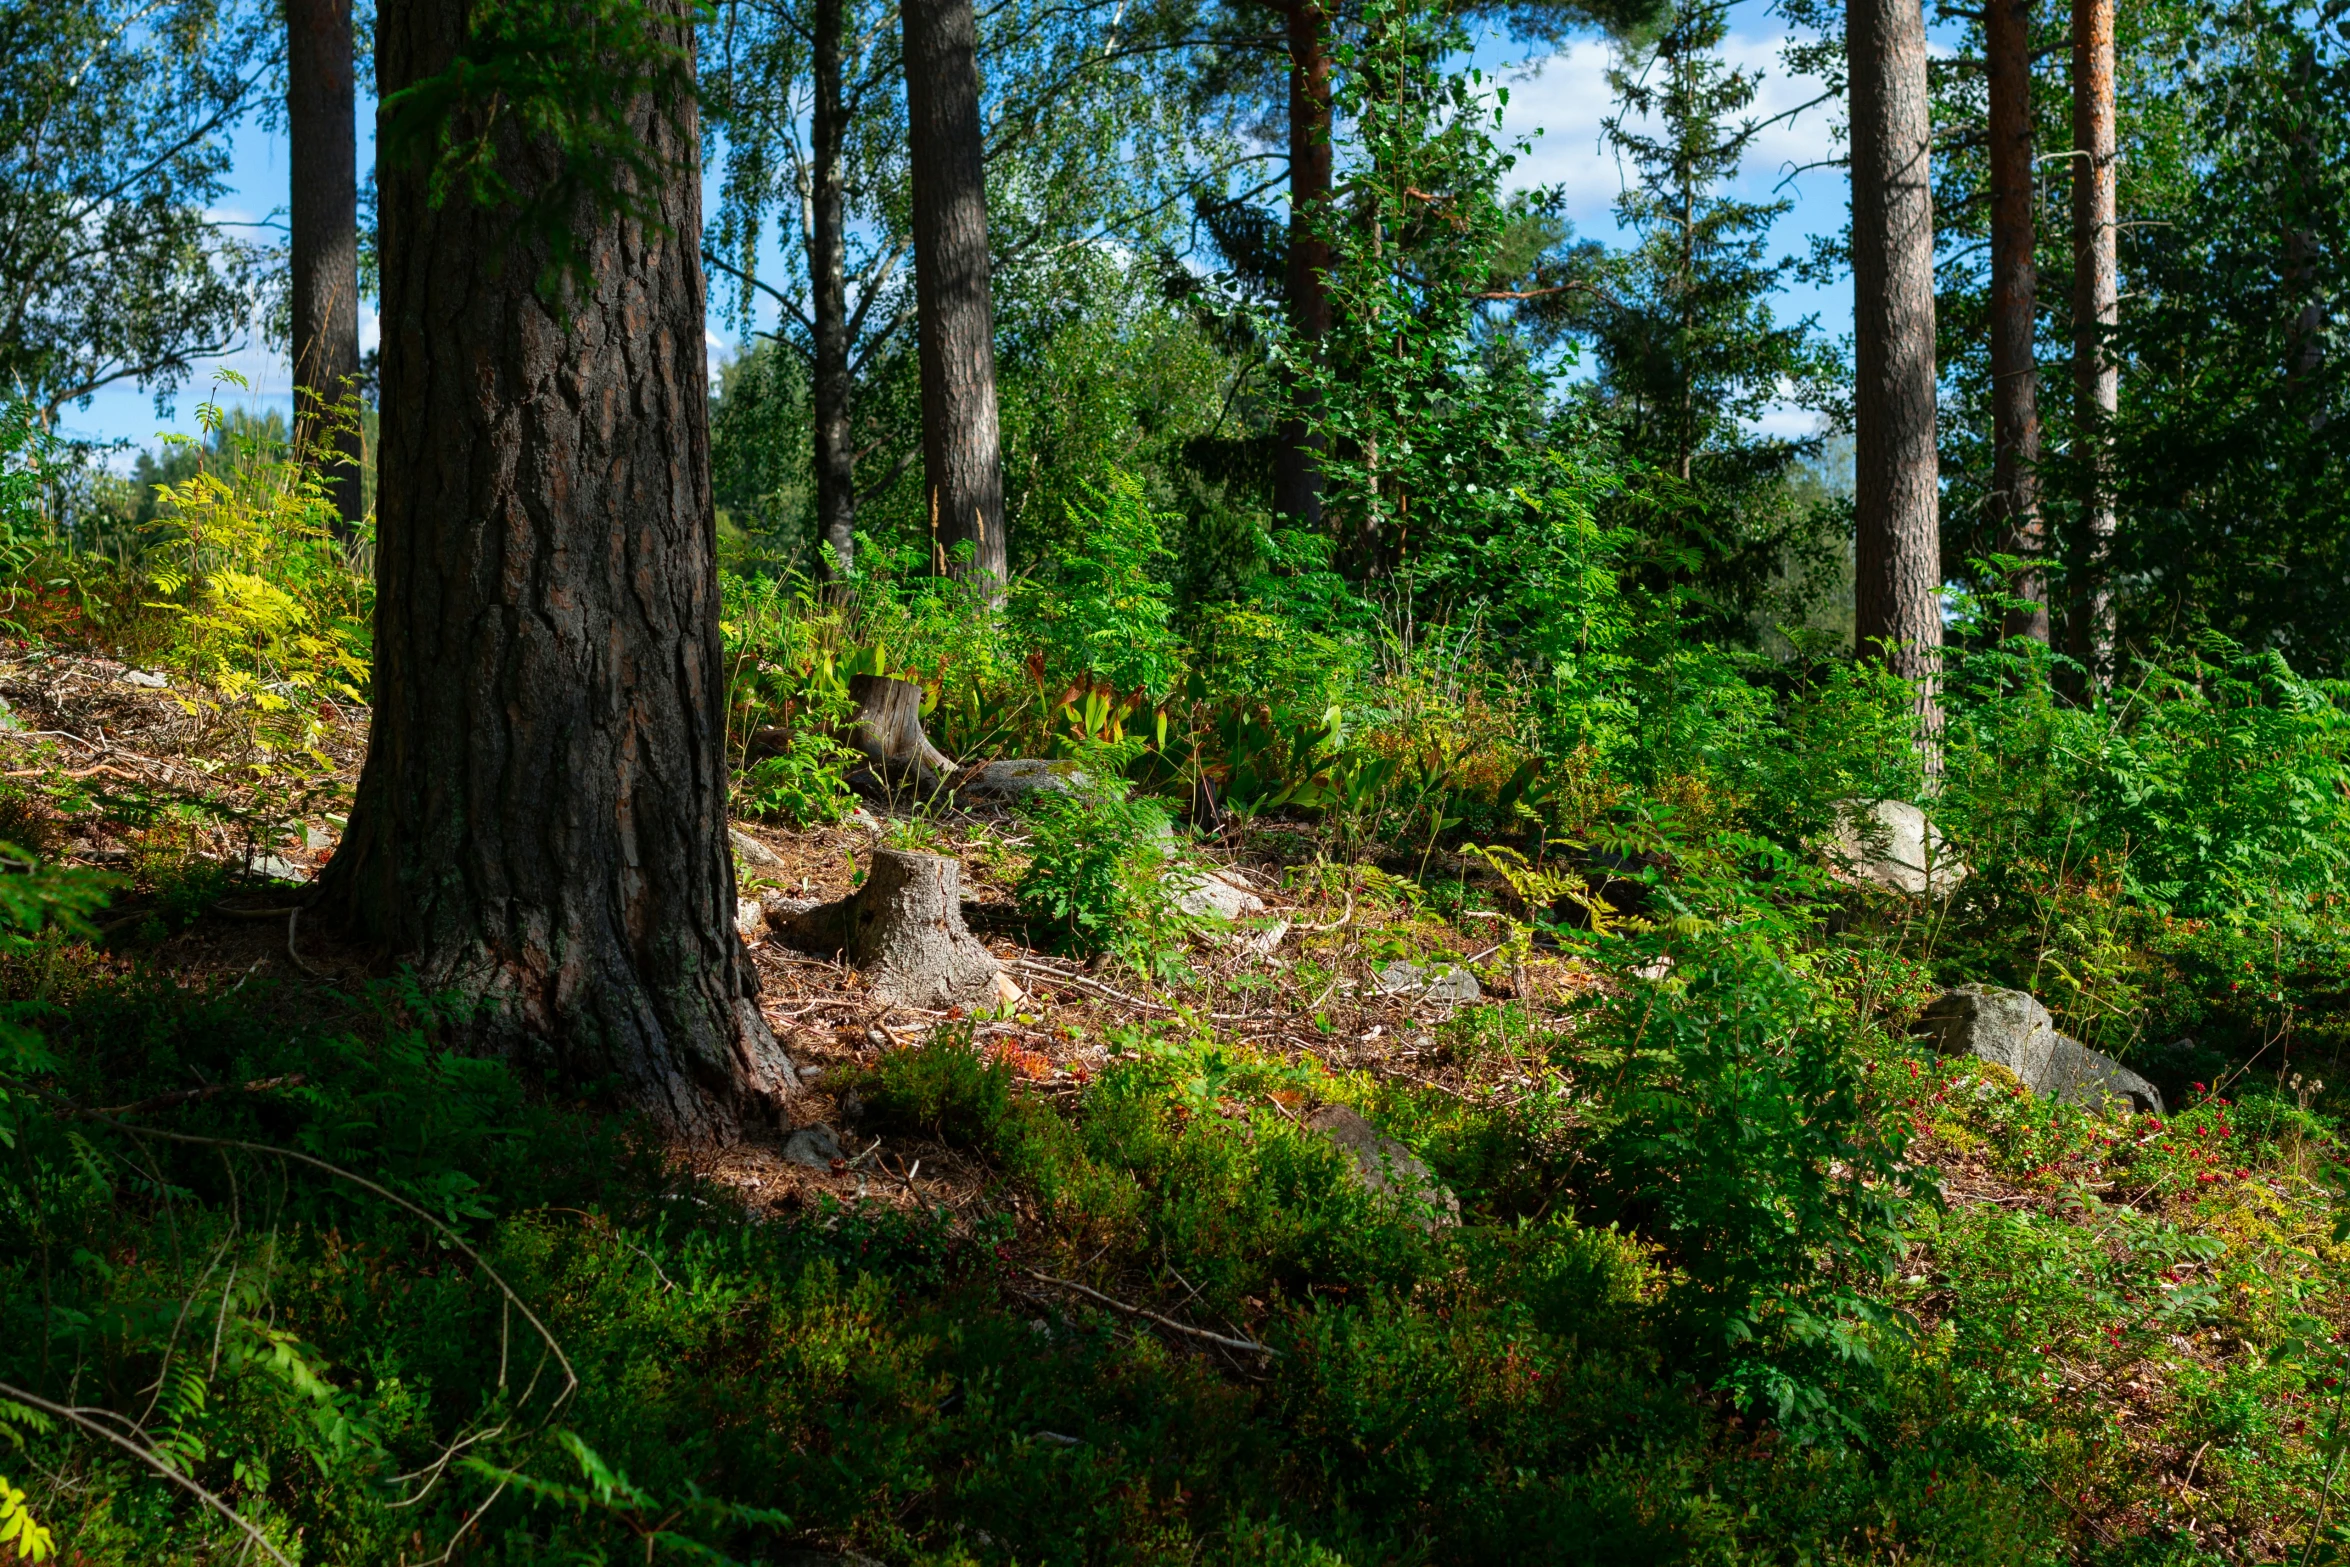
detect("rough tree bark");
top-left (1849, 0), bottom-right (1944, 713)
top-left (287, 0), bottom-right (364, 534)
top-left (313, 0), bottom-right (792, 1142)
top-left (903, 0), bottom-right (1008, 592)
top-left (808, 0), bottom-right (858, 578)
top-left (1987, 0), bottom-right (2047, 643)
top-left (1275, 0), bottom-right (1333, 529)
top-left (2067, 0), bottom-right (2117, 679)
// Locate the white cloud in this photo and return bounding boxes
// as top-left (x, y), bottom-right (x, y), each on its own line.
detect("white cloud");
top-left (1500, 32), bottom-right (1843, 238)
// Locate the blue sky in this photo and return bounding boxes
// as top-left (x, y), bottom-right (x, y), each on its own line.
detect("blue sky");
top-left (56, 0), bottom-right (1859, 456)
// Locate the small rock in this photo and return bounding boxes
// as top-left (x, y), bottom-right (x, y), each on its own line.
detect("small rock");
top-left (304, 825), bottom-right (333, 850)
top-left (731, 827), bottom-right (785, 869)
top-left (1166, 868), bottom-right (1264, 921)
top-left (736, 898), bottom-right (766, 937)
top-left (781, 1123), bottom-right (848, 1172)
top-left (122, 669), bottom-right (168, 689)
top-left (1304, 1104), bottom-right (1460, 1228)
top-left (957, 758), bottom-right (1089, 802)
top-left (1242, 919), bottom-right (1291, 957)
top-left (1827, 798), bottom-right (1967, 898)
top-left (248, 852), bottom-right (308, 883)
top-left (1374, 960), bottom-right (1481, 1003)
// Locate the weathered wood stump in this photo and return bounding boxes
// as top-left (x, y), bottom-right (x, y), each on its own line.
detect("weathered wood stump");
top-left (772, 848), bottom-right (1004, 1010)
top-left (846, 674), bottom-right (953, 797)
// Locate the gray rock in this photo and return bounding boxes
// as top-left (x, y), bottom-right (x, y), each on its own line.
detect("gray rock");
top-left (731, 827), bottom-right (786, 868)
top-left (1165, 868), bottom-right (1264, 921)
top-left (1305, 1104), bottom-right (1460, 1228)
top-left (1827, 798), bottom-right (1968, 898)
top-left (247, 852), bottom-right (309, 883)
top-left (2043, 1034), bottom-right (2165, 1118)
top-left (781, 1123), bottom-right (848, 1172)
top-left (1917, 984), bottom-right (2164, 1117)
top-left (122, 668), bottom-right (169, 689)
top-left (1915, 984), bottom-right (2059, 1086)
top-left (1374, 960), bottom-right (1482, 1003)
top-left (957, 758), bottom-right (1089, 801)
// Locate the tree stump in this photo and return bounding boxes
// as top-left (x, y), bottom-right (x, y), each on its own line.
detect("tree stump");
top-left (846, 673), bottom-right (954, 796)
top-left (775, 848), bottom-right (1003, 1010)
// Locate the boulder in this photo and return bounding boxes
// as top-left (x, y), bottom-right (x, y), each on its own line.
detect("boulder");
top-left (958, 758), bottom-right (1089, 802)
top-left (1916, 983), bottom-right (2165, 1117)
top-left (2043, 1034), bottom-right (2165, 1118)
top-left (1306, 1105), bottom-right (1460, 1228)
top-left (1374, 960), bottom-right (1482, 1004)
top-left (1915, 984), bottom-right (2060, 1086)
top-left (1828, 798), bottom-right (1968, 898)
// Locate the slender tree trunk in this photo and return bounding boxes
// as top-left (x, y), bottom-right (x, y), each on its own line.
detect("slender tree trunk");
top-left (903, 0), bottom-right (1007, 591)
top-left (1275, 0), bottom-right (1332, 529)
top-left (808, 0), bottom-right (857, 578)
top-left (287, 0), bottom-right (364, 534)
top-left (2066, 0), bottom-right (2117, 679)
top-left (1848, 0), bottom-right (1944, 712)
top-left (1987, 0), bottom-right (2047, 642)
top-left (314, 0), bottom-right (792, 1143)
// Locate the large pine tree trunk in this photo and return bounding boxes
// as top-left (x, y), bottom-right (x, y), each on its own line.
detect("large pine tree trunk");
top-left (287, 0), bottom-right (364, 534)
top-left (1987, 0), bottom-right (2047, 643)
top-left (1274, 0), bottom-right (1332, 529)
top-left (314, 0), bottom-right (792, 1143)
top-left (808, 0), bottom-right (857, 578)
top-left (903, 0), bottom-right (1008, 592)
top-left (1848, 0), bottom-right (1944, 705)
top-left (2067, 0), bottom-right (2118, 679)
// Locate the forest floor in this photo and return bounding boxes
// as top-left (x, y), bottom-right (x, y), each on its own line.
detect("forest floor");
top-left (5, 649), bottom-right (2342, 1562)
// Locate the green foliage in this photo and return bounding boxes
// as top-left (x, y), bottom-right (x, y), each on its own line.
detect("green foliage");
top-left (1574, 920), bottom-right (1923, 1438)
top-left (1013, 759), bottom-right (1192, 971)
top-left (1554, 0), bottom-right (1841, 643)
top-left (0, 0), bottom-right (265, 418)
top-left (737, 730), bottom-right (858, 827)
top-left (1007, 473), bottom-right (1182, 703)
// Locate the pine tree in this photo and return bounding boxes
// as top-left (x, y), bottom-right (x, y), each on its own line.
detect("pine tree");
top-left (1571, 0), bottom-right (1839, 641)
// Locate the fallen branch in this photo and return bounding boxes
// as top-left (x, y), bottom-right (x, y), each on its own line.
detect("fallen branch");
top-left (1022, 1268), bottom-right (1279, 1356)
top-left (1013, 957), bottom-right (1172, 1013)
top-left (93, 1073), bottom-right (308, 1117)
